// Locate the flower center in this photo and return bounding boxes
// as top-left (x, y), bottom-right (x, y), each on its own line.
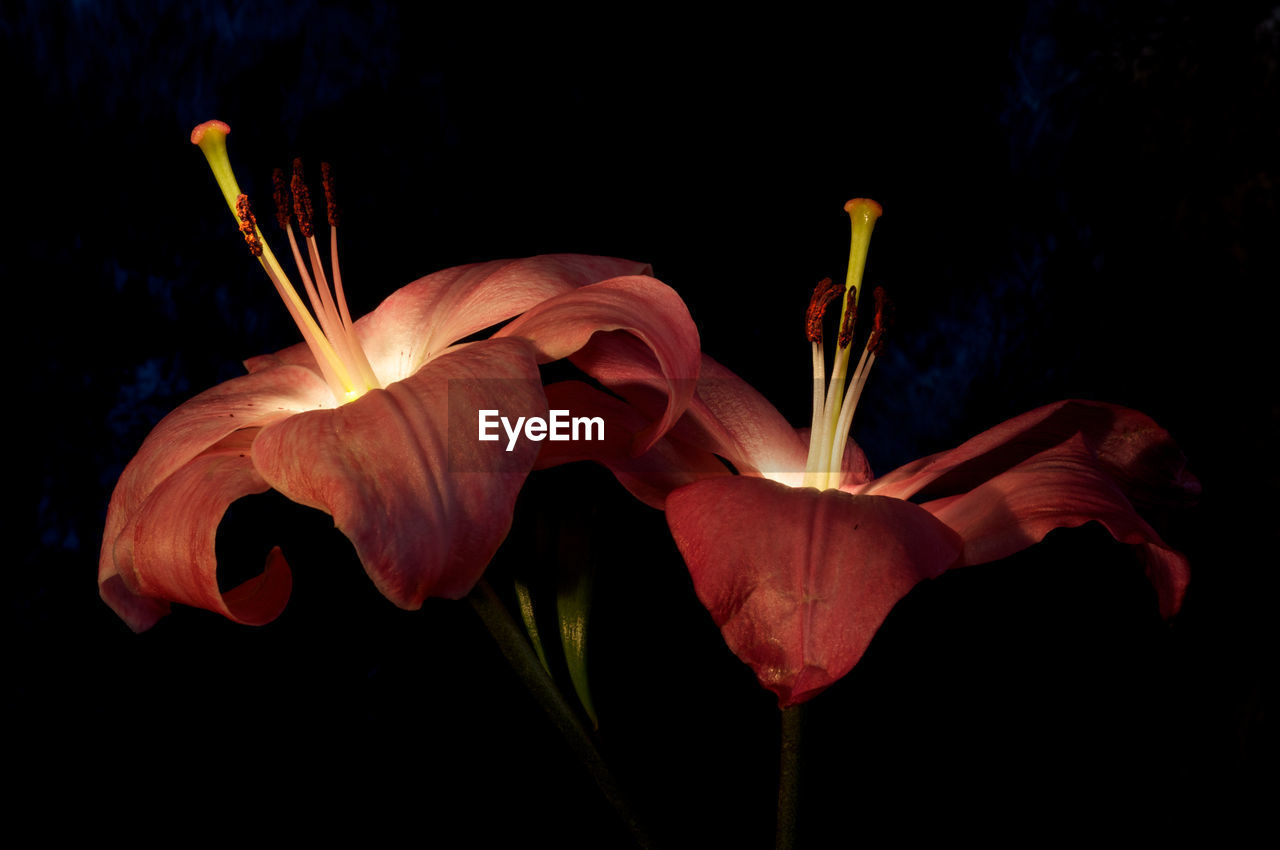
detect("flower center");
top-left (801, 198), bottom-right (893, 490)
top-left (191, 120), bottom-right (380, 404)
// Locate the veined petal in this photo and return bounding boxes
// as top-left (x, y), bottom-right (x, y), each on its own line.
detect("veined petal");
top-left (863, 399), bottom-right (1200, 510)
top-left (494, 276), bottom-right (701, 452)
top-left (354, 255), bottom-right (652, 384)
top-left (110, 430), bottom-right (293, 629)
top-left (99, 364), bottom-right (333, 630)
top-left (665, 355), bottom-right (810, 481)
top-left (667, 477), bottom-right (963, 707)
top-left (250, 337), bottom-right (548, 608)
top-left (922, 433), bottom-right (1190, 617)
top-left (536, 381), bottom-right (731, 509)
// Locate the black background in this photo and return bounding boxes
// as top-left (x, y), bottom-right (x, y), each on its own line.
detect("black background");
top-left (6, 1), bottom-right (1275, 845)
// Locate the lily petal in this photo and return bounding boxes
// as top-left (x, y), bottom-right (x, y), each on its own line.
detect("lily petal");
top-left (923, 433), bottom-right (1190, 617)
top-left (565, 341), bottom-right (811, 481)
top-left (111, 430), bottom-right (293, 629)
top-left (244, 255), bottom-right (652, 381)
top-left (365, 255), bottom-right (654, 383)
top-left (495, 276), bottom-right (701, 452)
top-left (667, 476), bottom-right (963, 707)
top-left (667, 355), bottom-right (811, 481)
top-left (99, 364), bottom-right (332, 630)
top-left (250, 337), bottom-right (548, 608)
top-left (864, 399), bottom-right (1200, 509)
top-left (536, 381), bottom-right (730, 509)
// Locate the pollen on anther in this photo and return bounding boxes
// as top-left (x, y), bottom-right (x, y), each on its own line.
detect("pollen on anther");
top-left (321, 162), bottom-right (340, 228)
top-left (272, 168), bottom-right (292, 231)
top-left (837, 288), bottom-right (858, 349)
top-left (867, 286), bottom-right (894, 355)
top-left (805, 277), bottom-right (840, 343)
top-left (291, 158), bottom-right (315, 239)
top-left (235, 194), bottom-right (263, 257)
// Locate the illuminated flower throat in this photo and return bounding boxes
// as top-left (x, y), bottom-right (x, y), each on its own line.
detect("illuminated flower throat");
top-left (191, 120), bottom-right (377, 403)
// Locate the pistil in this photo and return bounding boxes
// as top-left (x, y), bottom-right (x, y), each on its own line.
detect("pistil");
top-left (191, 120), bottom-right (379, 404)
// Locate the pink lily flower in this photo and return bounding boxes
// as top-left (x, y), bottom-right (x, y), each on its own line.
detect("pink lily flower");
top-left (542, 199), bottom-right (1197, 707)
top-left (99, 121), bottom-right (699, 633)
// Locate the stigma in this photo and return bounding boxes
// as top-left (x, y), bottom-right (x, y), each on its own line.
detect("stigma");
top-left (801, 198), bottom-right (892, 490)
top-left (191, 120), bottom-right (379, 404)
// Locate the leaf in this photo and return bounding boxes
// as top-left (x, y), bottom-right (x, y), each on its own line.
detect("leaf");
top-left (514, 577), bottom-right (553, 677)
top-left (557, 529), bottom-right (598, 729)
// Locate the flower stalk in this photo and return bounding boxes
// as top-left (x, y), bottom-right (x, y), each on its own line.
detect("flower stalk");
top-left (468, 580), bottom-right (653, 849)
top-left (775, 703), bottom-right (807, 850)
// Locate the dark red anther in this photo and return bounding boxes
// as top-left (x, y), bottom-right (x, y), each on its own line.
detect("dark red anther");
top-left (321, 162), bottom-right (340, 228)
top-left (805, 277), bottom-right (841, 343)
top-left (271, 168), bottom-right (291, 232)
top-left (867, 286), bottom-right (895, 356)
top-left (235, 194), bottom-right (263, 257)
top-left (837, 287), bottom-right (858, 349)
top-left (291, 158), bottom-right (315, 239)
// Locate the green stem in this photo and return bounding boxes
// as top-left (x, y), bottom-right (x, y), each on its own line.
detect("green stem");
top-left (776, 703), bottom-right (807, 850)
top-left (467, 579), bottom-right (654, 849)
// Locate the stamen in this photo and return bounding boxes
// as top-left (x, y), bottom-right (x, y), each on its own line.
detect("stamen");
top-left (827, 287), bottom-right (894, 488)
top-left (330, 238), bottom-right (354, 332)
top-left (805, 278), bottom-right (841, 480)
top-left (326, 231), bottom-right (376, 388)
top-left (322, 162), bottom-right (340, 228)
top-left (805, 277), bottom-right (840, 343)
top-left (283, 215), bottom-right (339, 340)
top-left (288, 159), bottom-right (341, 332)
top-left (291, 159), bottom-right (315, 239)
top-left (235, 195), bottom-right (263, 257)
top-left (825, 349), bottom-right (867, 489)
top-left (288, 158), bottom-right (380, 392)
top-left (837, 288), bottom-right (857, 349)
top-left (866, 287), bottom-right (894, 356)
top-left (271, 168), bottom-right (291, 232)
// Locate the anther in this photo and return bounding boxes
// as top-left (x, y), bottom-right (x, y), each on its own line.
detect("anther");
top-left (235, 194), bottom-right (263, 257)
top-left (291, 158), bottom-right (315, 239)
top-left (805, 277), bottom-right (840, 343)
top-left (321, 162), bottom-right (340, 228)
top-left (867, 286), bottom-right (894, 355)
top-left (837, 288), bottom-right (858, 349)
top-left (271, 168), bottom-right (291, 232)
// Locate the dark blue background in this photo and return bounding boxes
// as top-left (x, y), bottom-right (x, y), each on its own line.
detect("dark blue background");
top-left (7, 1), bottom-right (1273, 844)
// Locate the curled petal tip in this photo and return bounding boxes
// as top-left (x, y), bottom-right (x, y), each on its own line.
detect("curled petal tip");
top-left (190, 119), bottom-right (231, 145)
